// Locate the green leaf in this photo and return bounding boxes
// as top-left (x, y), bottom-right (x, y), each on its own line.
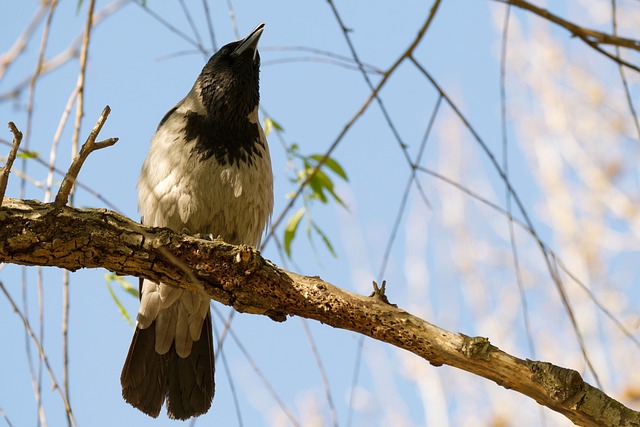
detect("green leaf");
top-left (264, 117), bottom-right (284, 136)
top-left (311, 221), bottom-right (337, 257)
top-left (309, 155), bottom-right (348, 181)
top-left (314, 169), bottom-right (334, 191)
top-left (284, 207), bottom-right (305, 257)
top-left (105, 273), bottom-right (138, 298)
top-left (264, 118), bottom-right (273, 136)
top-left (105, 274), bottom-right (135, 328)
top-left (17, 150), bottom-right (40, 159)
top-left (308, 173), bottom-right (328, 203)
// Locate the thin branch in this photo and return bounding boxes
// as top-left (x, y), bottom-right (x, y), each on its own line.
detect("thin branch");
top-left (263, 45), bottom-right (384, 74)
top-left (132, 1), bottom-right (206, 54)
top-left (178, 0), bottom-right (205, 57)
top-left (54, 106), bottom-right (118, 207)
top-left (610, 0), bottom-right (640, 139)
top-left (225, 0), bottom-right (240, 39)
top-left (0, 123), bottom-right (23, 201)
top-left (23, 0), bottom-right (59, 200)
top-left (44, 87), bottom-right (79, 204)
top-left (0, 279), bottom-right (76, 426)
top-left (346, 334), bottom-right (364, 427)
top-left (62, 3), bottom-right (98, 418)
top-left (499, 0), bottom-right (640, 51)
top-left (0, 138), bottom-right (122, 212)
top-left (499, 2), bottom-right (536, 359)
top-left (0, 403), bottom-right (14, 427)
top-left (210, 309), bottom-right (244, 427)
top-left (579, 35), bottom-right (640, 74)
top-left (201, 0), bottom-right (217, 52)
top-left (210, 305), bottom-right (301, 427)
top-left (0, 4), bottom-right (48, 82)
top-left (262, 57), bottom-right (383, 74)
top-left (0, 0), bottom-right (128, 104)
top-left (301, 319), bottom-right (338, 427)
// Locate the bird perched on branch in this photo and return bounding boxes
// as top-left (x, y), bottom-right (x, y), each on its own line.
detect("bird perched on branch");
top-left (121, 23), bottom-right (273, 420)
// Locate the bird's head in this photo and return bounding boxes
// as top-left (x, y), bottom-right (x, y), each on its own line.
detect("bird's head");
top-left (197, 23), bottom-right (265, 118)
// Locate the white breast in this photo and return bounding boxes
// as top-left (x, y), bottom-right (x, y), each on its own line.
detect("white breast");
top-left (137, 104), bottom-right (273, 246)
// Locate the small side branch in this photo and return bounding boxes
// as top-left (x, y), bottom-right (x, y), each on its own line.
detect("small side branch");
top-left (0, 122), bottom-right (24, 202)
top-left (54, 105), bottom-right (118, 207)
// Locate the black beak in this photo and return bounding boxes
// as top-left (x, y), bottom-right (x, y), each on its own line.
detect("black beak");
top-left (232, 23), bottom-right (265, 59)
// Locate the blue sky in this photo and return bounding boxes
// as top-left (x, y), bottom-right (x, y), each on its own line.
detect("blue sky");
top-left (3, 1), bottom-right (637, 426)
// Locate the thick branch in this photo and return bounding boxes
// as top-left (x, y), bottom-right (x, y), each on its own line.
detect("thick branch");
top-left (0, 198), bottom-right (638, 426)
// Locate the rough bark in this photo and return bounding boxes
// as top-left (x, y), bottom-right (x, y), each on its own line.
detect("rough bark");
top-left (1, 197), bottom-right (638, 427)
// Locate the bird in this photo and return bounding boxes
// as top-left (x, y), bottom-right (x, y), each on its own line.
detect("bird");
top-left (120, 23), bottom-right (273, 420)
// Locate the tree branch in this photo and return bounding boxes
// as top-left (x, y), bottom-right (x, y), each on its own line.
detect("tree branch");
top-left (500, 0), bottom-right (640, 51)
top-left (0, 197), bottom-right (638, 427)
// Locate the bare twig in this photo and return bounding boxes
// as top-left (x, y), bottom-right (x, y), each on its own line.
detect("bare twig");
top-left (54, 106), bottom-right (118, 207)
top-left (0, 123), bottom-right (23, 202)
top-left (499, 0), bottom-right (640, 51)
top-left (263, 45), bottom-right (384, 74)
top-left (611, 0), bottom-right (640, 139)
top-left (211, 313), bottom-right (244, 426)
top-left (178, 0), bottom-right (205, 56)
top-left (44, 87), bottom-right (79, 204)
top-left (499, 2), bottom-right (536, 359)
top-left (201, 0), bottom-right (217, 51)
top-left (61, 2), bottom-right (98, 419)
top-left (23, 0), bottom-right (59, 199)
top-left (226, 0), bottom-right (240, 39)
top-left (0, 138), bottom-right (122, 211)
top-left (0, 4), bottom-right (48, 82)
top-left (493, 0), bottom-right (640, 73)
top-left (263, 56), bottom-right (383, 74)
top-left (0, 403), bottom-right (14, 427)
top-left (211, 305), bottom-right (301, 426)
top-left (579, 35), bottom-right (640, 74)
top-left (0, 279), bottom-right (76, 427)
top-left (301, 319), bottom-right (338, 427)
top-left (0, 0), bottom-right (128, 103)
top-left (20, 5), bottom-right (59, 423)
top-left (133, 0), bottom-right (205, 54)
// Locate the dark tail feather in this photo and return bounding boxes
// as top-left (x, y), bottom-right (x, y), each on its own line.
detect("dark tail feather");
top-left (166, 311), bottom-right (215, 420)
top-left (121, 311), bottom-right (215, 420)
top-left (121, 322), bottom-right (168, 418)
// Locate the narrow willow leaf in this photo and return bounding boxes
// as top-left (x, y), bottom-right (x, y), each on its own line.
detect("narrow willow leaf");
top-left (284, 207), bottom-right (305, 257)
top-left (105, 276), bottom-right (134, 328)
top-left (17, 150), bottom-right (40, 159)
top-left (311, 221), bottom-right (337, 257)
top-left (268, 117), bottom-right (284, 131)
top-left (310, 154), bottom-right (348, 181)
top-left (105, 273), bottom-right (138, 298)
top-left (308, 174), bottom-right (328, 203)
